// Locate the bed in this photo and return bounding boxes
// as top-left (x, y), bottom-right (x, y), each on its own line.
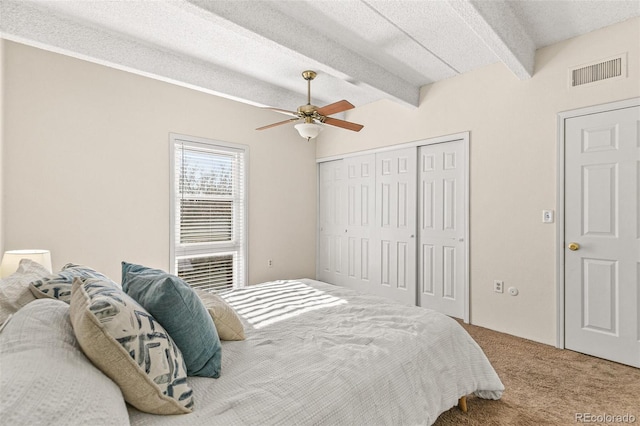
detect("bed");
top-left (129, 278), bottom-right (504, 425)
top-left (0, 261), bottom-right (503, 426)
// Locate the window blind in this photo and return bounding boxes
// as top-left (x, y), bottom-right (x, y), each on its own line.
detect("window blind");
top-left (171, 135), bottom-right (247, 292)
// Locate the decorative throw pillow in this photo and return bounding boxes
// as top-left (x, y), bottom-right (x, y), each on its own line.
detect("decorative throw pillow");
top-left (30, 263), bottom-right (117, 303)
top-left (121, 261), bottom-right (222, 378)
top-left (69, 277), bottom-right (193, 415)
top-left (0, 298), bottom-right (129, 425)
top-left (195, 289), bottom-right (245, 341)
top-left (0, 259), bottom-right (50, 324)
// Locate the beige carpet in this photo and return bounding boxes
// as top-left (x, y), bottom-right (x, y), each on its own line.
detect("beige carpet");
top-left (434, 322), bottom-right (640, 425)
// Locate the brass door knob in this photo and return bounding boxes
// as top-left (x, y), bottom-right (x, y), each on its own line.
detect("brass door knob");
top-left (568, 242), bottom-right (580, 251)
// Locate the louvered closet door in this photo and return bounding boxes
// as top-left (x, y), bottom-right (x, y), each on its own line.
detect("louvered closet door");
top-left (318, 160), bottom-right (346, 285)
top-left (342, 154), bottom-right (378, 293)
top-left (375, 148), bottom-right (417, 305)
top-left (418, 141), bottom-right (466, 318)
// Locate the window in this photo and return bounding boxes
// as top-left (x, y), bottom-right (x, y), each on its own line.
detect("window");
top-left (170, 134), bottom-right (247, 292)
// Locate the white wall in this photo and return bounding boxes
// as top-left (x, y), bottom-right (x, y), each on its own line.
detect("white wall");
top-left (0, 40), bottom-right (4, 255)
top-left (316, 18), bottom-right (640, 345)
top-left (1, 40), bottom-right (317, 284)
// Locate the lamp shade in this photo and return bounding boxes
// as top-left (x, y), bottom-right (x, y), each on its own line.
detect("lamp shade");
top-left (294, 122), bottom-right (322, 140)
top-left (0, 249), bottom-right (53, 278)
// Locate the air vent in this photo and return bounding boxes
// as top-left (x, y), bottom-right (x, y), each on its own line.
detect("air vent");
top-left (570, 54), bottom-right (626, 87)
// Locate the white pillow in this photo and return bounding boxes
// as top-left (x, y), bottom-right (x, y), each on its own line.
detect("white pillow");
top-left (70, 277), bottom-right (194, 415)
top-left (0, 259), bottom-right (50, 325)
top-left (0, 298), bottom-right (130, 425)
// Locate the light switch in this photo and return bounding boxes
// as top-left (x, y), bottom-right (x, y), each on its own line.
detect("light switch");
top-left (542, 210), bottom-right (554, 223)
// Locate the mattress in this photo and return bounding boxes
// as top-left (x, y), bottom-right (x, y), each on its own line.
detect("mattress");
top-left (128, 279), bottom-right (504, 425)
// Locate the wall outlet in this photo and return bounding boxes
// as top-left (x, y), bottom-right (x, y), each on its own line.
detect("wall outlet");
top-left (494, 280), bottom-right (504, 293)
top-left (268, 259), bottom-right (273, 268)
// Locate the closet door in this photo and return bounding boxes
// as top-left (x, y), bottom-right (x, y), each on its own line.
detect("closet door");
top-left (375, 147), bottom-right (417, 305)
top-left (342, 154), bottom-right (378, 293)
top-left (418, 141), bottom-right (466, 318)
top-left (318, 160), bottom-right (345, 285)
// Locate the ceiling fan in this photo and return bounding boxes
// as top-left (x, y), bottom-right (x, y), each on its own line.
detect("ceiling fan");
top-left (256, 70), bottom-right (364, 141)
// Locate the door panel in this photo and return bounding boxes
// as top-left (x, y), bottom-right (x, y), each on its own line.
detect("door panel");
top-left (582, 258), bottom-right (616, 334)
top-left (318, 160), bottom-right (345, 285)
top-left (375, 148), bottom-right (417, 305)
top-left (418, 141), bottom-right (466, 318)
top-left (443, 246), bottom-right (456, 298)
top-left (565, 105), bottom-right (640, 367)
top-left (583, 164), bottom-right (616, 235)
top-left (421, 244), bottom-right (435, 295)
top-left (342, 154), bottom-right (377, 293)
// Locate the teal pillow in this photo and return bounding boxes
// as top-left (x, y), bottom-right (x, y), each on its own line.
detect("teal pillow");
top-left (121, 262), bottom-right (222, 378)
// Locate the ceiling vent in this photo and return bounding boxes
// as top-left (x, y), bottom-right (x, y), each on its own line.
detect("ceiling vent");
top-left (569, 54), bottom-right (627, 88)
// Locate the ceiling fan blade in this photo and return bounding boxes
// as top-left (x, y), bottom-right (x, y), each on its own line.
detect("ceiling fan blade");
top-left (316, 100), bottom-right (355, 116)
top-left (323, 117), bottom-right (363, 132)
top-left (263, 107), bottom-right (299, 118)
top-left (256, 118), bottom-right (299, 131)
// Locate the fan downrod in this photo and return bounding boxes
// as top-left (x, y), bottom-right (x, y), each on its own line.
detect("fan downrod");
top-left (301, 70), bottom-right (317, 107)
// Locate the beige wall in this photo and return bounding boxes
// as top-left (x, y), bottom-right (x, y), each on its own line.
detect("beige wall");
top-left (1, 40), bottom-right (317, 284)
top-left (316, 18), bottom-right (640, 345)
top-left (3, 17), bottom-right (638, 345)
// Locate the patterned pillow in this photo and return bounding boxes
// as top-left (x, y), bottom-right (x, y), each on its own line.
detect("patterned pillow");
top-left (195, 289), bottom-right (245, 341)
top-left (0, 259), bottom-right (50, 324)
top-left (30, 263), bottom-right (116, 303)
top-left (69, 277), bottom-right (193, 415)
top-left (121, 262), bottom-right (222, 378)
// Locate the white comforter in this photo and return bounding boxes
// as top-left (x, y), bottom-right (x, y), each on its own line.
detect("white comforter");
top-left (128, 279), bottom-right (504, 426)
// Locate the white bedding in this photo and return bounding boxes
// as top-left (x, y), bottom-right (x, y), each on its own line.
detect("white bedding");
top-left (128, 279), bottom-right (504, 426)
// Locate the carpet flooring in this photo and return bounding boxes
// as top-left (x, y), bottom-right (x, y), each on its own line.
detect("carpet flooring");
top-left (434, 321), bottom-right (640, 425)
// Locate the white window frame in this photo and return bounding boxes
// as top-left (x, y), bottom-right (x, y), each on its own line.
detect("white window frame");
top-left (169, 133), bottom-right (249, 290)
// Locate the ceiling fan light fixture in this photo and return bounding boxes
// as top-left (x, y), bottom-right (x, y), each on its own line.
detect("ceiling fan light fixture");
top-left (294, 122), bottom-right (322, 141)
top-left (257, 70), bottom-right (362, 136)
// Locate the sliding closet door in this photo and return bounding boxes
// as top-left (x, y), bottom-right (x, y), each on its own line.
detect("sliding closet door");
top-left (342, 154), bottom-right (378, 293)
top-left (418, 141), bottom-right (466, 318)
top-left (318, 136), bottom-right (469, 313)
top-left (375, 148), bottom-right (417, 305)
top-left (318, 160), bottom-right (345, 285)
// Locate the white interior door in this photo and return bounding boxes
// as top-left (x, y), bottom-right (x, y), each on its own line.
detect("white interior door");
top-left (343, 154), bottom-right (378, 294)
top-left (418, 141), bottom-right (466, 318)
top-left (318, 160), bottom-right (345, 285)
top-left (375, 147), bottom-right (417, 305)
top-left (564, 105), bottom-right (640, 367)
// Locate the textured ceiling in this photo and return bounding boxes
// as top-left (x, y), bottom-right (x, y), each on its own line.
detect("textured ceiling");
top-left (1, 0), bottom-right (639, 112)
